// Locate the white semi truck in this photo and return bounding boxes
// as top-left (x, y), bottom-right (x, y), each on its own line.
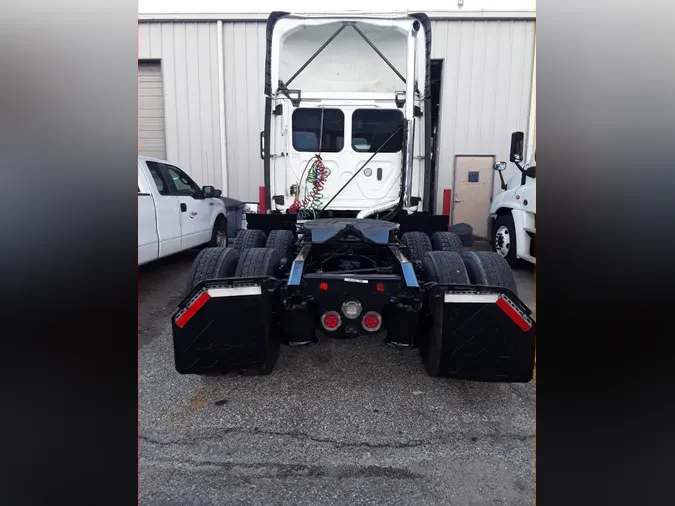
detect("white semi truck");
top-left (171, 12), bottom-right (536, 383)
top-left (489, 132), bottom-right (536, 267)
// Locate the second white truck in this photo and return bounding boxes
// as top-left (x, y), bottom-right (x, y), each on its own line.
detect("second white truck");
top-left (489, 132), bottom-right (536, 267)
top-left (138, 156), bottom-right (228, 265)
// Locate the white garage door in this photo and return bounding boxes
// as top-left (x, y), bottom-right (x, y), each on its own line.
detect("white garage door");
top-left (138, 62), bottom-right (166, 159)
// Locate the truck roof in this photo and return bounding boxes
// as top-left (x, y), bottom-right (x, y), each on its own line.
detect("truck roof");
top-left (138, 154), bottom-right (170, 165)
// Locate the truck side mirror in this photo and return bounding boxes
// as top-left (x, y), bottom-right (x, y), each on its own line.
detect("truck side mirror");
top-left (202, 185), bottom-right (216, 198)
top-left (509, 131), bottom-right (524, 163)
top-left (494, 161), bottom-right (508, 191)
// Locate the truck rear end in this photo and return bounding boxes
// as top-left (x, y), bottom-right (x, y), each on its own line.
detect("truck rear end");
top-left (170, 12), bottom-right (536, 383)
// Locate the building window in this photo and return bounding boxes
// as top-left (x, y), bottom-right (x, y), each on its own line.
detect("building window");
top-left (351, 109), bottom-right (404, 153)
top-left (292, 108), bottom-right (344, 153)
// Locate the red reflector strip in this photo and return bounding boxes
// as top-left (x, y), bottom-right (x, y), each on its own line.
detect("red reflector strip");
top-left (496, 297), bottom-right (532, 332)
top-left (175, 292), bottom-right (211, 328)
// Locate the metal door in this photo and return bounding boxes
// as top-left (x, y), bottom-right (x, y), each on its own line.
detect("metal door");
top-left (138, 62), bottom-right (166, 159)
top-left (452, 156), bottom-right (495, 238)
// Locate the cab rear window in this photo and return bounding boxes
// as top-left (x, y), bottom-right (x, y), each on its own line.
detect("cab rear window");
top-left (292, 108), bottom-right (344, 153)
top-left (351, 109), bottom-right (404, 153)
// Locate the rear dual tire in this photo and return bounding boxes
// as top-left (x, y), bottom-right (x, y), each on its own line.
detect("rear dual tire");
top-left (183, 247), bottom-right (239, 296)
top-left (232, 229), bottom-right (266, 251)
top-left (232, 228), bottom-right (295, 263)
top-left (420, 250), bottom-right (519, 378)
top-left (181, 244), bottom-right (282, 376)
top-left (400, 231), bottom-right (463, 264)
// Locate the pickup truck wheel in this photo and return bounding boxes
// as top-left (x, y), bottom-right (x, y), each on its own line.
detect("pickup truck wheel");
top-left (234, 247), bottom-right (281, 277)
top-left (184, 247), bottom-right (240, 296)
top-left (493, 214), bottom-right (519, 267)
top-left (208, 215), bottom-right (227, 247)
top-left (462, 251), bottom-right (518, 295)
top-left (430, 231), bottom-right (464, 253)
top-left (232, 229), bottom-right (266, 252)
top-left (265, 230), bottom-right (295, 263)
top-left (401, 232), bottom-right (432, 263)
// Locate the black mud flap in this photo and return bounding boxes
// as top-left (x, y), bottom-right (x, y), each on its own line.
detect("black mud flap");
top-left (421, 284), bottom-right (536, 382)
top-left (172, 277), bottom-right (281, 375)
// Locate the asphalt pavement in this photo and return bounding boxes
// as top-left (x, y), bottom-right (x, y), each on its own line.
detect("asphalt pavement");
top-left (139, 246), bottom-right (535, 506)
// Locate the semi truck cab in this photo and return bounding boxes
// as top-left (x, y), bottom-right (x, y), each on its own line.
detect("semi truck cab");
top-left (489, 132), bottom-right (536, 266)
top-left (260, 13), bottom-right (431, 223)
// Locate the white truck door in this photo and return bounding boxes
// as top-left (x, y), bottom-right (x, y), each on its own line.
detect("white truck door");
top-left (160, 163), bottom-right (212, 249)
top-left (138, 177), bottom-right (159, 265)
top-left (349, 108), bottom-right (404, 203)
top-left (143, 160), bottom-right (183, 257)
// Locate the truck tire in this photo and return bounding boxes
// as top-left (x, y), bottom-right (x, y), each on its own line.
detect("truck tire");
top-left (265, 229), bottom-right (295, 262)
top-left (419, 251), bottom-right (469, 378)
top-left (234, 247), bottom-right (281, 277)
top-left (430, 231), bottom-right (464, 253)
top-left (462, 251), bottom-right (518, 295)
top-left (421, 251), bottom-right (470, 285)
top-left (232, 229), bottom-right (266, 252)
top-left (401, 232), bottom-right (432, 263)
top-left (233, 247), bottom-right (282, 375)
top-left (183, 247), bottom-right (240, 296)
top-left (493, 214), bottom-right (519, 267)
top-left (207, 214), bottom-right (228, 247)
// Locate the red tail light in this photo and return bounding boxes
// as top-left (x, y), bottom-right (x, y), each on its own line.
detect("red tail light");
top-left (321, 311), bottom-right (341, 331)
top-left (362, 311), bottom-right (382, 332)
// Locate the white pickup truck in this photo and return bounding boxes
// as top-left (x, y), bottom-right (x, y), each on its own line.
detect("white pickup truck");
top-left (138, 156), bottom-right (227, 265)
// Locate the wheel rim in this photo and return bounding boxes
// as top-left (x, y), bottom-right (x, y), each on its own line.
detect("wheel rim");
top-left (216, 229), bottom-right (226, 247)
top-left (495, 225), bottom-right (511, 257)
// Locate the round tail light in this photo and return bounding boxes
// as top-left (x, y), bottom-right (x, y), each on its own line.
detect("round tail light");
top-left (362, 311), bottom-right (382, 332)
top-left (341, 299), bottom-right (363, 319)
top-left (321, 311), bottom-right (341, 331)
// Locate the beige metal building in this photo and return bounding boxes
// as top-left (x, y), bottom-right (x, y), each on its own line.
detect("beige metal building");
top-left (138, 10), bottom-right (535, 226)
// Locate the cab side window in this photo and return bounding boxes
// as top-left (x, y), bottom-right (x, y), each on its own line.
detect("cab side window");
top-left (163, 164), bottom-right (202, 198)
top-left (145, 161), bottom-right (170, 196)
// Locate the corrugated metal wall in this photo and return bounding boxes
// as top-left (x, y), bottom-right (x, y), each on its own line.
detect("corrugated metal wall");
top-left (431, 20), bottom-right (536, 213)
top-left (138, 23), bottom-right (224, 190)
top-left (139, 19), bottom-right (535, 208)
top-left (221, 22), bottom-right (266, 202)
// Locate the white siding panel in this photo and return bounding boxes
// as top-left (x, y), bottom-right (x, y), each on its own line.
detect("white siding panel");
top-left (222, 21), bottom-right (266, 201)
top-left (209, 23), bottom-right (223, 190)
top-left (159, 23), bottom-right (179, 163)
top-left (431, 20), bottom-right (535, 213)
top-left (149, 23), bottom-right (163, 59)
top-left (138, 22), bottom-right (223, 190)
